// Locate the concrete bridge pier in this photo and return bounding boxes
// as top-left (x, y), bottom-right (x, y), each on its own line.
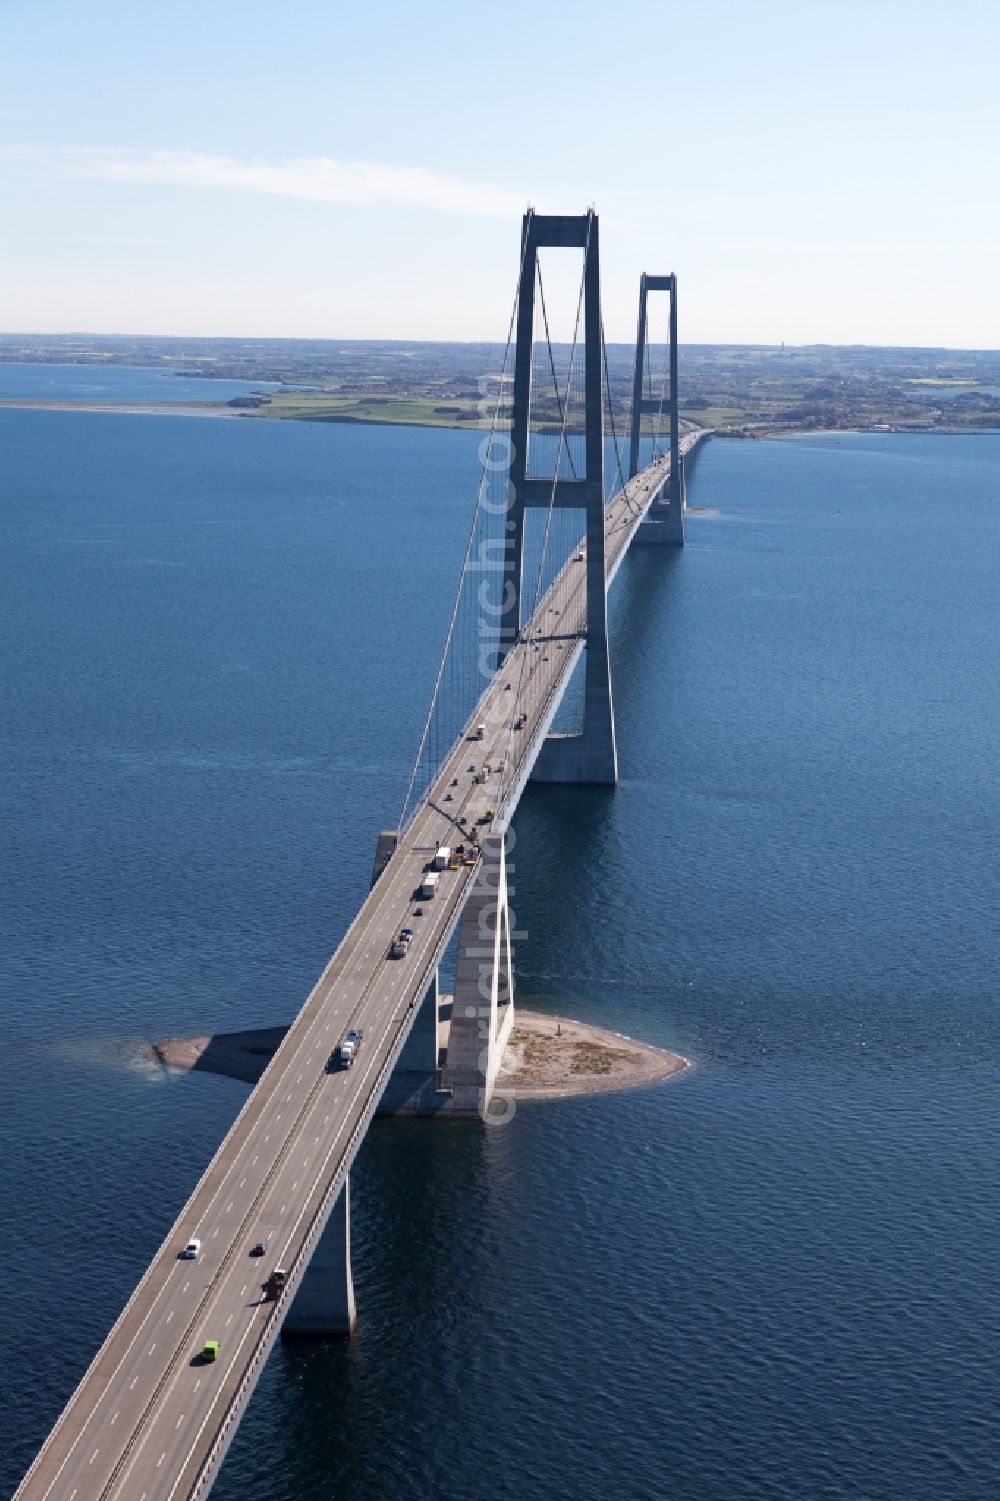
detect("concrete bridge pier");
top-left (376, 969), bottom-right (447, 1115)
top-left (282, 1176), bottom-right (356, 1339)
top-left (636, 481), bottom-right (685, 545)
top-left (439, 831), bottom-right (516, 1123)
top-left (530, 620), bottom-right (618, 783)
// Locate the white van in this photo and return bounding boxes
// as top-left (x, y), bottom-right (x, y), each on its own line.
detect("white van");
top-left (181, 1238), bottom-right (201, 1260)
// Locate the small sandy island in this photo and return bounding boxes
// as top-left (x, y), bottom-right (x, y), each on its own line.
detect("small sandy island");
top-left (496, 1012), bottom-right (688, 1098)
top-left (146, 1009), bottom-right (688, 1102)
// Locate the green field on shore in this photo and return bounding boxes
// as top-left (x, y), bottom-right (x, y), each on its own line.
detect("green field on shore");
top-left (260, 392), bottom-right (483, 427)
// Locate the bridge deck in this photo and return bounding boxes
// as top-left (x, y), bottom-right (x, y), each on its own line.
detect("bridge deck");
top-left (14, 438), bottom-right (702, 1501)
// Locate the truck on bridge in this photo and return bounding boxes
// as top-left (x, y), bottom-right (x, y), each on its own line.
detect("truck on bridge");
top-left (329, 1029), bottom-right (363, 1069)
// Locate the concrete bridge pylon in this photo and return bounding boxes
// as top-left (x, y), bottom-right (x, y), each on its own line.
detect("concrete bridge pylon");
top-left (505, 210), bottom-right (618, 787)
top-left (629, 272), bottom-right (684, 547)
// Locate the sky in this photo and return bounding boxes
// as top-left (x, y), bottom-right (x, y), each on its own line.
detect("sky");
top-left (1, 0), bottom-right (998, 347)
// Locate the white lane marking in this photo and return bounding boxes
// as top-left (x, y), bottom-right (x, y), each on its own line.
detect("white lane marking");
top-left (89, 1450), bottom-right (99, 1465)
top-left (182, 1281), bottom-right (189, 1293)
top-left (175, 1414), bottom-right (184, 1429)
top-left (241, 1285), bottom-right (247, 1296)
top-left (239, 1178), bottom-right (245, 1188)
top-left (166, 1311), bottom-right (173, 1324)
top-left (157, 1452), bottom-right (165, 1469)
top-left (149, 1344), bottom-right (156, 1354)
top-left (130, 1377), bottom-right (138, 1390)
top-left (226, 1314), bottom-right (234, 1327)
top-left (194, 1379), bottom-right (201, 1392)
top-left (110, 1411), bottom-right (118, 1425)
top-left (226, 1202), bottom-right (233, 1214)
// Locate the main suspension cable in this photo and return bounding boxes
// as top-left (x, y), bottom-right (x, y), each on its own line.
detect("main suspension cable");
top-left (397, 210), bottom-right (534, 833)
top-left (651, 305), bottom-right (670, 459)
top-left (602, 319), bottom-right (634, 512)
top-left (537, 259), bottom-right (579, 481)
top-left (497, 212), bottom-right (592, 814)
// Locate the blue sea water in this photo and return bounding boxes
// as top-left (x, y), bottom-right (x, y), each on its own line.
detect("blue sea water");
top-left (0, 361), bottom-right (274, 403)
top-left (1, 407), bottom-right (999, 1500)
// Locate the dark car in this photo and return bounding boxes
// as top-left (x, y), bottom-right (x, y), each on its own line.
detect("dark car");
top-left (250, 1242), bottom-right (266, 1257)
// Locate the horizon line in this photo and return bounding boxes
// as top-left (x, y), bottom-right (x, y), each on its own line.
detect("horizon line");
top-left (1, 330), bottom-right (999, 357)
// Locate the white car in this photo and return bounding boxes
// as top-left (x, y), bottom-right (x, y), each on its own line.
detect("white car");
top-left (181, 1238), bottom-right (201, 1260)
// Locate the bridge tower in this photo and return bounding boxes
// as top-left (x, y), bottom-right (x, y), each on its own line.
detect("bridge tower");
top-left (629, 273), bottom-right (684, 546)
top-left (506, 211), bottom-right (618, 786)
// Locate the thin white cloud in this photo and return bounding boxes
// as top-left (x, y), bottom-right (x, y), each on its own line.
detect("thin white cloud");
top-left (0, 145), bottom-right (525, 219)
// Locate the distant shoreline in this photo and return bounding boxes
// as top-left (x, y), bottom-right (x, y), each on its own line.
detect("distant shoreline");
top-left (0, 398), bottom-right (704, 435)
top-left (2, 399), bottom-right (996, 438)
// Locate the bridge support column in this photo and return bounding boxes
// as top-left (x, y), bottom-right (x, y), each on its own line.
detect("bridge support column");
top-left (282, 1175), bottom-right (356, 1339)
top-left (630, 272), bottom-right (684, 547)
top-left (504, 210), bottom-right (618, 786)
top-left (370, 827), bottom-right (450, 1116)
top-left (439, 832), bottom-right (516, 1122)
top-left (637, 490), bottom-right (685, 545)
top-left (371, 827), bottom-right (399, 885)
top-left (377, 970), bottom-right (447, 1115)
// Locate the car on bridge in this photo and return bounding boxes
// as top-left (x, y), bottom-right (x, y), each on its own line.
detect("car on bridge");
top-left (264, 1268), bottom-right (287, 1300)
top-left (181, 1238), bottom-right (201, 1260)
top-left (201, 1340), bottom-right (219, 1363)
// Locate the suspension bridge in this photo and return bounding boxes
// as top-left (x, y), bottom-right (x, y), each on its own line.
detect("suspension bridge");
top-left (14, 209), bottom-right (709, 1501)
